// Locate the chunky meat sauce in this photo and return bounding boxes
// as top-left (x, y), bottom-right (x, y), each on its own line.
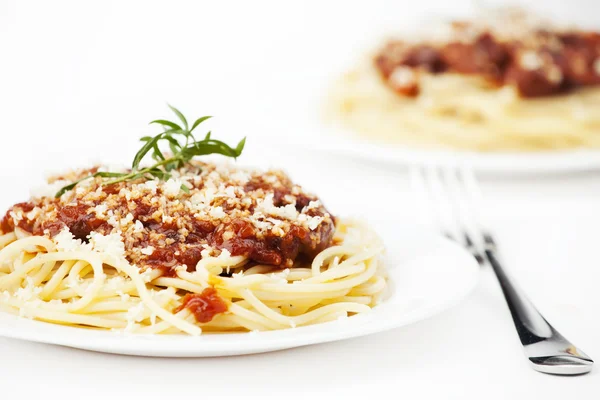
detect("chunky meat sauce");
top-left (375, 19), bottom-right (600, 98)
top-left (0, 162), bottom-right (335, 278)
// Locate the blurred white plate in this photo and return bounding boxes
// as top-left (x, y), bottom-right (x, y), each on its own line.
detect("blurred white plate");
top-left (241, 117), bottom-right (600, 176)
top-left (0, 221), bottom-right (479, 357)
top-left (297, 132), bottom-right (600, 175)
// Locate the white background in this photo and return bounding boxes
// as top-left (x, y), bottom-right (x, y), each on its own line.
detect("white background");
top-left (0, 1), bottom-right (599, 398)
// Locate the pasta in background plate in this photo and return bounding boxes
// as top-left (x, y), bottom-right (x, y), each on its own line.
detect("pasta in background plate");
top-left (327, 8), bottom-right (600, 152)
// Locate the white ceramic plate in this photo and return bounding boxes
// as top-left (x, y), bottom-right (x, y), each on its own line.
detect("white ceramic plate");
top-left (0, 221), bottom-right (479, 357)
top-left (302, 131), bottom-right (600, 175)
top-left (242, 116), bottom-right (600, 176)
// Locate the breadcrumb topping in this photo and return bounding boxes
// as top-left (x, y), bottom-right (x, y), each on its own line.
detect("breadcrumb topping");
top-left (1, 161), bottom-right (335, 273)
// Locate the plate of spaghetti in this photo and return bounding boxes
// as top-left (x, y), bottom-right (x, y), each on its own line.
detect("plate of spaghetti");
top-left (0, 106), bottom-right (478, 356)
top-left (320, 8), bottom-right (600, 173)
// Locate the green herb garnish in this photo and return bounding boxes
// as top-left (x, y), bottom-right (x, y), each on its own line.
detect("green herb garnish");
top-left (55, 105), bottom-right (246, 198)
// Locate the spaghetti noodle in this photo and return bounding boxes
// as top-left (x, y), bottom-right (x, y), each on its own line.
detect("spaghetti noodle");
top-left (327, 9), bottom-right (600, 151)
top-left (0, 163), bottom-right (387, 335)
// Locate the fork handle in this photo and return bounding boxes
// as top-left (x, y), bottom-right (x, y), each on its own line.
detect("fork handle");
top-left (484, 244), bottom-right (593, 375)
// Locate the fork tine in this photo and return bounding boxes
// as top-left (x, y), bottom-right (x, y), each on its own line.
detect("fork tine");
top-left (410, 165), bottom-right (454, 239)
top-left (459, 165), bottom-right (495, 249)
top-left (423, 165), bottom-right (459, 241)
top-left (437, 166), bottom-right (486, 265)
top-left (409, 165), bottom-right (436, 229)
top-left (412, 163), bottom-right (485, 264)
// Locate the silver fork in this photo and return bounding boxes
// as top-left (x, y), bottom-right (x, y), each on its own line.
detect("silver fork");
top-left (410, 164), bottom-right (594, 375)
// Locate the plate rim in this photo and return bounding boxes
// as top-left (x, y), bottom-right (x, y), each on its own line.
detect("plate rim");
top-left (240, 119), bottom-right (600, 175)
top-left (281, 134), bottom-right (600, 175)
top-left (0, 234), bottom-right (479, 357)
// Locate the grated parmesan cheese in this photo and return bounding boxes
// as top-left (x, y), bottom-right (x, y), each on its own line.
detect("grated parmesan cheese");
top-left (140, 246), bottom-right (155, 256)
top-left (164, 178), bottom-right (183, 196)
top-left (133, 220), bottom-right (144, 232)
top-left (93, 204), bottom-right (108, 218)
top-left (89, 232), bottom-right (126, 259)
top-left (53, 228), bottom-right (90, 251)
top-left (209, 206), bottom-right (227, 219)
top-left (256, 193), bottom-right (299, 220)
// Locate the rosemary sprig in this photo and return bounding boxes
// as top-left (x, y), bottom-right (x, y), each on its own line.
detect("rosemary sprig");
top-left (55, 105), bottom-right (246, 198)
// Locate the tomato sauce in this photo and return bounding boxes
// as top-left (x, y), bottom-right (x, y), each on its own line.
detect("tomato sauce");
top-left (375, 28), bottom-right (600, 98)
top-left (174, 288), bottom-right (228, 323)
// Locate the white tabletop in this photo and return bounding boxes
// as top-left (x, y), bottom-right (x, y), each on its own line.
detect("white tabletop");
top-left (1, 1), bottom-right (599, 398)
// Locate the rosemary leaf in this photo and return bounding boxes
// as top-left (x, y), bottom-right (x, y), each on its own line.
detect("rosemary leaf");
top-left (168, 104), bottom-right (188, 131)
top-left (190, 116), bottom-right (212, 133)
top-left (56, 105), bottom-right (245, 197)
